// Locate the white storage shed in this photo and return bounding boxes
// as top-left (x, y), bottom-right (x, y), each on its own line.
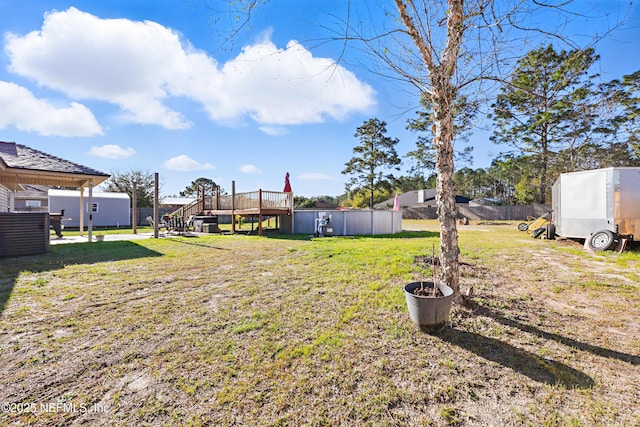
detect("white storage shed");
top-left (49, 189), bottom-right (130, 227)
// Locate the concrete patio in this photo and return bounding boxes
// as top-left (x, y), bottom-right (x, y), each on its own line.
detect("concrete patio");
top-left (49, 232), bottom-right (157, 245)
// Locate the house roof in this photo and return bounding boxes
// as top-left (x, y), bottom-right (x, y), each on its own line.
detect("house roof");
top-left (14, 184), bottom-right (50, 199)
top-left (315, 199), bottom-right (339, 209)
top-left (374, 190), bottom-right (430, 209)
top-left (374, 189), bottom-right (471, 209)
top-left (0, 141), bottom-right (109, 190)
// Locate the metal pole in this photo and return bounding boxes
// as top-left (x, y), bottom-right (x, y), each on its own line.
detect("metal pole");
top-left (132, 181), bottom-right (137, 234)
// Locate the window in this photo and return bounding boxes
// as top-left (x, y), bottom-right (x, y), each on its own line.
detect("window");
top-left (25, 200), bottom-right (41, 208)
top-left (86, 202), bottom-right (99, 213)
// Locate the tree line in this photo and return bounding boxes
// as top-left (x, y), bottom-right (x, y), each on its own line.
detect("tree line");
top-left (337, 45), bottom-right (639, 208)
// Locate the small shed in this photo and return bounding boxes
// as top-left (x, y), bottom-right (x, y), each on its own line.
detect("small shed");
top-left (49, 189), bottom-right (130, 227)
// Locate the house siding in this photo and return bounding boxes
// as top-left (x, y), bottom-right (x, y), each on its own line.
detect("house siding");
top-left (14, 199), bottom-right (49, 211)
top-left (0, 185), bottom-right (14, 212)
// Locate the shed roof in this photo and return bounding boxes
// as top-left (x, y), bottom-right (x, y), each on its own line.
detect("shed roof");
top-left (0, 141), bottom-right (109, 190)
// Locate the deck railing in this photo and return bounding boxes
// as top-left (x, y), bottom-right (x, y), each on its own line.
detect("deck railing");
top-left (170, 190), bottom-right (292, 219)
top-left (260, 191), bottom-right (292, 209)
top-left (170, 199), bottom-right (199, 220)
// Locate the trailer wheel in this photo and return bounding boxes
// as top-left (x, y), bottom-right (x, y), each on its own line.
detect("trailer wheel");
top-left (517, 222), bottom-right (529, 231)
top-left (546, 223), bottom-right (556, 240)
top-left (587, 230), bottom-right (617, 251)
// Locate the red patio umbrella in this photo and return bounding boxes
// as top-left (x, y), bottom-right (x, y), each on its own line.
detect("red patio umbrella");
top-left (393, 194), bottom-right (401, 211)
top-left (283, 172), bottom-right (292, 192)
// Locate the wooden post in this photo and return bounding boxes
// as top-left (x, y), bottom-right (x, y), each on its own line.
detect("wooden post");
top-left (87, 182), bottom-right (93, 242)
top-left (209, 184), bottom-right (217, 215)
top-left (199, 185), bottom-right (204, 213)
top-left (231, 181), bottom-right (236, 233)
top-left (132, 180), bottom-right (137, 234)
top-left (258, 189), bottom-right (263, 236)
top-left (290, 192), bottom-right (294, 235)
top-left (79, 185), bottom-right (85, 237)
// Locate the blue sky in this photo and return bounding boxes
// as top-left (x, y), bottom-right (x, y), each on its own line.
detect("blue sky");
top-left (1, 1), bottom-right (638, 197)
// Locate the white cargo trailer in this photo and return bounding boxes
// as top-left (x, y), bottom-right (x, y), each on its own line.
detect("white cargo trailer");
top-left (551, 167), bottom-right (640, 250)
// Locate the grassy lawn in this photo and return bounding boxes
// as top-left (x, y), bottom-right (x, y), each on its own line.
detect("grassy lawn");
top-left (2, 220), bottom-right (638, 426)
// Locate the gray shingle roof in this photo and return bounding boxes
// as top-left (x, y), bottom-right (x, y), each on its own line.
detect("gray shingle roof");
top-left (0, 141), bottom-right (108, 177)
top-left (14, 184), bottom-right (50, 199)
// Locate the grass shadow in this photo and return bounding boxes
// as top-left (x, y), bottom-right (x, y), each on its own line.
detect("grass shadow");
top-left (264, 230), bottom-right (440, 241)
top-left (478, 306), bottom-right (640, 366)
top-left (437, 327), bottom-right (595, 389)
top-left (351, 231), bottom-right (440, 239)
top-left (168, 236), bottom-right (229, 250)
top-left (0, 241), bottom-right (162, 317)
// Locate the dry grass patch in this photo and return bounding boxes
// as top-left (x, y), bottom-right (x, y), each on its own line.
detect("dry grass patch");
top-left (0, 224), bottom-right (638, 426)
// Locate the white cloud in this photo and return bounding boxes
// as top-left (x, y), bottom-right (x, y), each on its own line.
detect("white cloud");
top-left (5, 7), bottom-right (193, 129)
top-left (5, 8), bottom-right (376, 130)
top-left (0, 81), bottom-right (102, 136)
top-left (88, 144), bottom-right (136, 159)
top-left (240, 164), bottom-right (262, 174)
top-left (202, 39), bottom-right (377, 125)
top-left (299, 173), bottom-right (336, 181)
top-left (258, 126), bottom-right (288, 136)
top-left (164, 155), bottom-right (215, 171)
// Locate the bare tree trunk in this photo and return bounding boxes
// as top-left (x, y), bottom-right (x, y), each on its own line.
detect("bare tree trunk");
top-left (370, 188), bottom-right (374, 209)
top-left (395, 0), bottom-right (464, 296)
top-left (540, 128), bottom-right (548, 204)
top-left (432, 90), bottom-right (460, 295)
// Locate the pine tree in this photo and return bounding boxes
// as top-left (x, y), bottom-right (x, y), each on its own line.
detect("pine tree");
top-left (342, 118), bottom-right (401, 209)
top-left (491, 45), bottom-right (599, 203)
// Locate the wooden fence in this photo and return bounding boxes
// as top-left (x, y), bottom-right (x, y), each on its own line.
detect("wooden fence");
top-left (403, 204), bottom-right (552, 221)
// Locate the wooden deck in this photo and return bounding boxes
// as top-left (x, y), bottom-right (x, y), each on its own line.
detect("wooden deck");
top-left (171, 189), bottom-right (293, 236)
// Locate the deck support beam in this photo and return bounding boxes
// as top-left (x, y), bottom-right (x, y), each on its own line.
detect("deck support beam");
top-left (231, 181), bottom-right (236, 234)
top-left (258, 189), bottom-right (263, 236)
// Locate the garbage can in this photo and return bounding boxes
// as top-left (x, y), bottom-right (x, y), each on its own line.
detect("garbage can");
top-left (194, 216), bottom-right (218, 233)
